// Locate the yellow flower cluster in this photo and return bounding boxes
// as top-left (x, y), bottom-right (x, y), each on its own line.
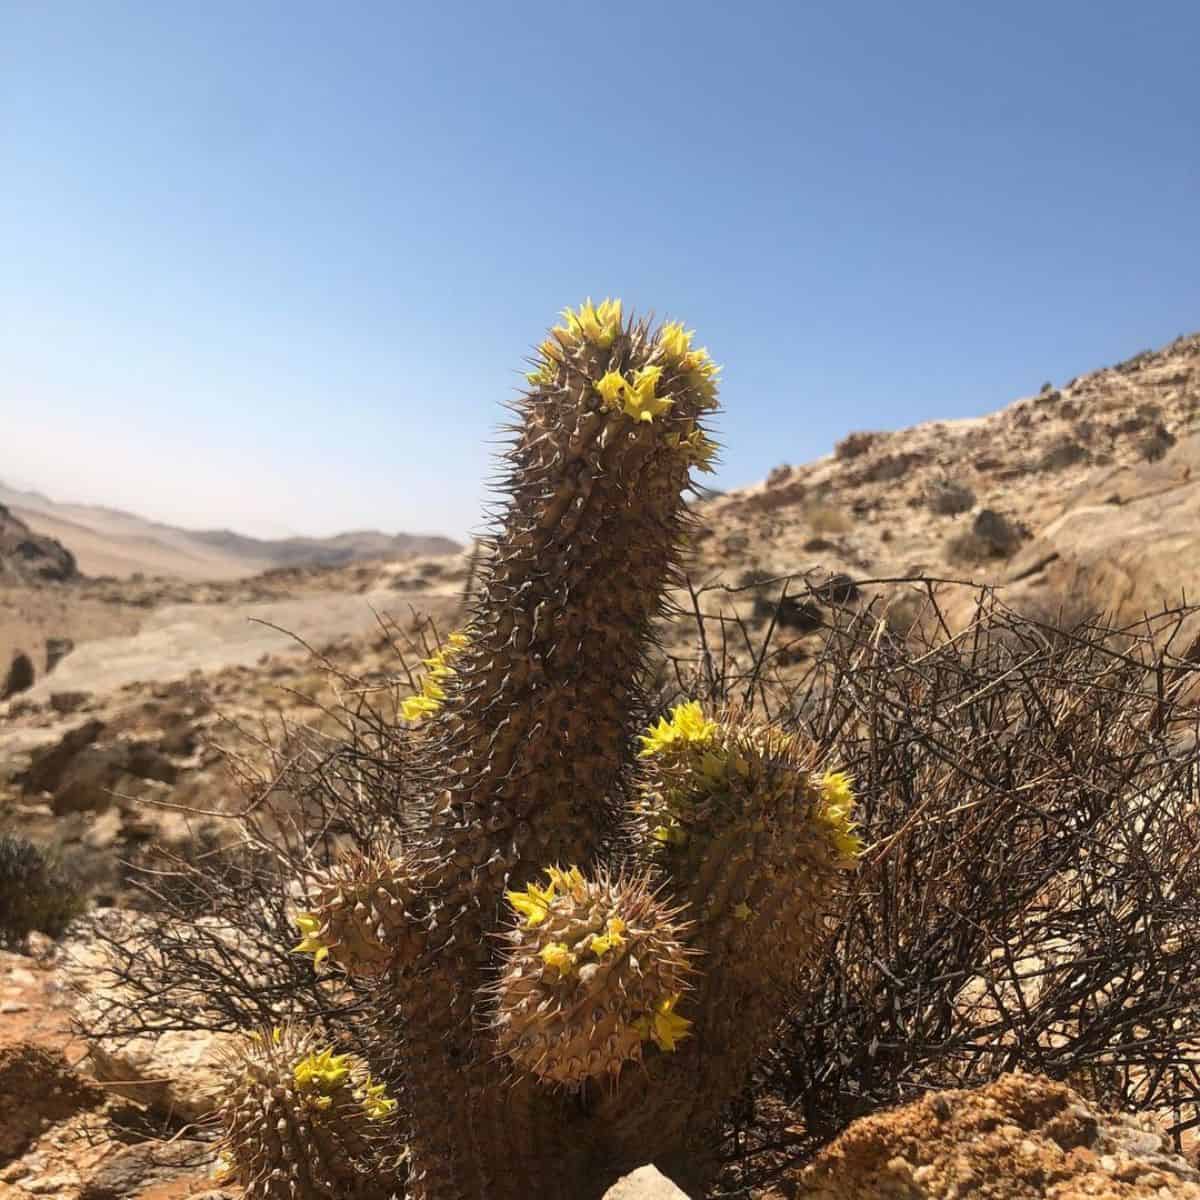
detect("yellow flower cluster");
top-left (511, 870), bottom-right (627, 977)
top-left (505, 864), bottom-right (585, 928)
top-left (552, 297), bottom-right (623, 349)
top-left (287, 1045), bottom-right (397, 1120)
top-left (595, 365), bottom-right (673, 423)
top-left (525, 337), bottom-right (563, 387)
top-left (355, 1075), bottom-right (398, 1121)
top-left (665, 426), bottom-right (718, 473)
top-left (589, 915), bottom-right (627, 957)
top-left (817, 770), bottom-right (863, 865)
top-left (401, 630), bottom-right (469, 723)
top-left (631, 994), bottom-right (692, 1052)
top-left (292, 1047), bottom-right (352, 1110)
top-left (656, 320), bottom-right (721, 408)
top-left (539, 941), bottom-right (576, 973)
top-left (292, 911), bottom-right (332, 968)
top-left (639, 700), bottom-right (718, 758)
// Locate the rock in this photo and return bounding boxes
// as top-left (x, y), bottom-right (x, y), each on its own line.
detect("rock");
top-left (44, 637), bottom-right (75, 674)
top-left (48, 690), bottom-right (91, 715)
top-left (995, 434), bottom-right (1200, 643)
top-left (0, 1043), bottom-right (104, 1161)
top-left (1139, 423), bottom-right (1176, 461)
top-left (1, 652), bottom-right (35, 700)
top-left (790, 1073), bottom-right (1200, 1198)
top-left (1039, 438), bottom-right (1089, 470)
top-left (66, 913), bottom-right (254, 1121)
top-left (78, 1140), bottom-right (211, 1200)
top-left (603, 1165), bottom-right (690, 1199)
top-left (80, 1010), bottom-right (232, 1123)
top-left (0, 504), bottom-right (78, 583)
top-left (926, 478), bottom-right (976, 516)
top-left (47, 743), bottom-right (133, 815)
top-left (972, 509), bottom-right (1024, 557)
top-left (855, 452), bottom-right (926, 484)
top-left (22, 719), bottom-right (107, 795)
top-left (834, 431), bottom-right (885, 460)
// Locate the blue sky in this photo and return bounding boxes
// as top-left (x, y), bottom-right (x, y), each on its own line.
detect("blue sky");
top-left (3, 1), bottom-right (1198, 540)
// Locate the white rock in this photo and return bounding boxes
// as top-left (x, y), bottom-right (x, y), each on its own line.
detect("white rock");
top-left (603, 1165), bottom-right (691, 1199)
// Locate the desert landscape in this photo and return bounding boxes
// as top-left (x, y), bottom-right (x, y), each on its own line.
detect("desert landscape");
top-left (2, 322), bottom-right (1200, 1198)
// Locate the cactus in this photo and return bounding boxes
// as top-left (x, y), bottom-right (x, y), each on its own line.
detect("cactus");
top-left (216, 300), bottom-right (859, 1198)
top-left (214, 1024), bottom-right (400, 1199)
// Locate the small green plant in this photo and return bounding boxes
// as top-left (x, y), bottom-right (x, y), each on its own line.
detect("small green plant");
top-left (0, 833), bottom-right (86, 945)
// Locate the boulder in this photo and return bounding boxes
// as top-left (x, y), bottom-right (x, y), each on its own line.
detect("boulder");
top-left (997, 434), bottom-right (1200, 639)
top-left (835, 431), bottom-right (886, 460)
top-left (78, 1140), bottom-right (211, 1200)
top-left (791, 1073), bottom-right (1200, 1198)
top-left (65, 912), bottom-right (256, 1121)
top-left (1, 652), bottom-right (35, 700)
top-left (44, 637), bottom-right (75, 673)
top-left (978, 510), bottom-right (1026, 556)
top-left (0, 504), bottom-right (78, 583)
top-left (603, 1166), bottom-right (690, 1199)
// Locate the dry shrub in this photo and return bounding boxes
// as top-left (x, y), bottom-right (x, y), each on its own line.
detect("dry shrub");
top-left (802, 503), bottom-right (854, 535)
top-left (78, 618), bottom-right (443, 1041)
top-left (683, 587), bottom-right (1200, 1189)
top-left (84, 584), bottom-right (1200, 1192)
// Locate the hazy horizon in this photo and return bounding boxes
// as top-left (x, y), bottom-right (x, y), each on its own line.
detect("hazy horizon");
top-left (4, 2), bottom-right (1199, 541)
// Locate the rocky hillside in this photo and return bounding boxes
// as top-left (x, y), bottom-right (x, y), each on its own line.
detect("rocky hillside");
top-left (675, 332), bottom-right (1200, 664)
top-left (0, 504), bottom-right (77, 586)
top-left (0, 481), bottom-right (461, 581)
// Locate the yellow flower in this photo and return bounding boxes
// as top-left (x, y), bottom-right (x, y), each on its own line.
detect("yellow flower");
top-left (540, 941), bottom-right (576, 974)
top-left (633, 994), bottom-right (692, 1052)
top-left (589, 916), bottom-right (626, 957)
top-left (679, 427), bottom-right (718, 472)
top-left (595, 370), bottom-right (627, 410)
top-left (214, 1150), bottom-right (235, 1182)
top-left (402, 631), bottom-right (469, 722)
top-left (557, 297), bottom-right (623, 348)
top-left (544, 864), bottom-right (586, 896)
top-left (401, 693), bottom-right (441, 722)
top-left (292, 912), bottom-right (332, 968)
top-left (595, 366), bottom-right (673, 423)
top-left (639, 700), bottom-right (718, 757)
top-left (505, 879), bottom-right (557, 927)
top-left (356, 1077), bottom-right (398, 1121)
top-left (658, 321), bottom-right (694, 362)
top-left (526, 361), bottom-right (557, 387)
top-left (293, 1047), bottom-right (351, 1093)
top-left (623, 365), bottom-right (672, 423)
top-left (683, 346), bottom-right (721, 409)
top-left (817, 770), bottom-right (863, 864)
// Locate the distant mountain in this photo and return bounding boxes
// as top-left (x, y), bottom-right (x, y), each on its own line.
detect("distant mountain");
top-left (188, 527), bottom-right (463, 569)
top-left (0, 482), bottom-right (460, 581)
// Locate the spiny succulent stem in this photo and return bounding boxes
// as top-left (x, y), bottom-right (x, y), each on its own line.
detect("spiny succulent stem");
top-left (222, 302), bottom-right (854, 1200)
